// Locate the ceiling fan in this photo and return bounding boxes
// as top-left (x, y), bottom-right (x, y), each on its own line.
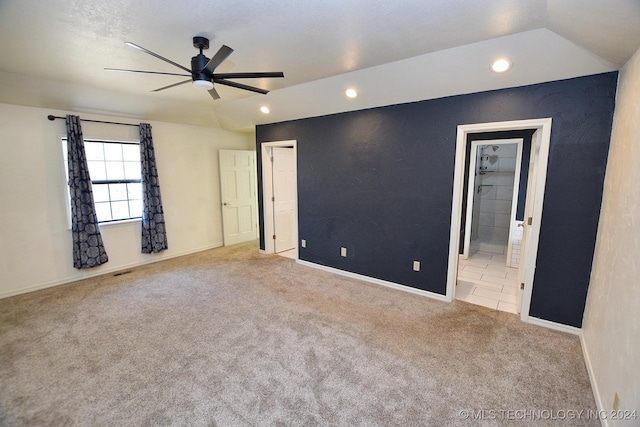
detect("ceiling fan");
top-left (106, 36), bottom-right (284, 100)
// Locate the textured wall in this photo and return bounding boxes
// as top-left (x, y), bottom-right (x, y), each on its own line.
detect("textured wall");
top-left (582, 48), bottom-right (640, 418)
top-left (257, 72), bottom-right (617, 327)
top-left (0, 103), bottom-right (253, 298)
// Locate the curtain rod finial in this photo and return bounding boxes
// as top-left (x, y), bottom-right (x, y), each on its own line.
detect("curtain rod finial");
top-left (47, 115), bottom-right (56, 121)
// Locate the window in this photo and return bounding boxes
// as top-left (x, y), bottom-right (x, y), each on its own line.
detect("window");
top-left (63, 138), bottom-right (142, 223)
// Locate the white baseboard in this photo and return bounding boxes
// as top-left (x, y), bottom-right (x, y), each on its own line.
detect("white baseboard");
top-left (296, 260), bottom-right (450, 303)
top-left (526, 316), bottom-right (581, 335)
top-left (580, 331), bottom-right (609, 427)
top-left (0, 242), bottom-right (224, 300)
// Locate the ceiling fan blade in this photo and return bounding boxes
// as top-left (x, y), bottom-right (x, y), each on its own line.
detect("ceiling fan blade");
top-left (214, 79), bottom-right (269, 95)
top-left (204, 45), bottom-right (234, 74)
top-left (125, 42), bottom-right (192, 73)
top-left (151, 79), bottom-right (192, 92)
top-left (105, 68), bottom-right (191, 77)
top-left (213, 72), bottom-right (284, 79)
top-left (209, 87), bottom-right (221, 100)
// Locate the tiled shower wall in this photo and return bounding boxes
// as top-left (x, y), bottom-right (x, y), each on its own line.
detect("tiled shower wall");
top-left (475, 144), bottom-right (518, 252)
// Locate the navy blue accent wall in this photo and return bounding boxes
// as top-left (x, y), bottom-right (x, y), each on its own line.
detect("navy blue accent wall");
top-left (257, 72), bottom-right (617, 327)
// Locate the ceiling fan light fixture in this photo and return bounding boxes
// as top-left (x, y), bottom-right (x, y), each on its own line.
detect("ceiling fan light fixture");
top-left (345, 88), bottom-right (358, 98)
top-left (491, 58), bottom-right (511, 73)
top-left (260, 106), bottom-right (271, 114)
top-left (192, 79), bottom-right (214, 90)
top-left (111, 37), bottom-right (284, 99)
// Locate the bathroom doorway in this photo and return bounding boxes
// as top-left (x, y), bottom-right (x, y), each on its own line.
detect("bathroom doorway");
top-left (463, 139), bottom-right (523, 263)
top-left (260, 140), bottom-right (298, 258)
top-left (458, 138), bottom-right (523, 313)
top-left (446, 118), bottom-right (552, 322)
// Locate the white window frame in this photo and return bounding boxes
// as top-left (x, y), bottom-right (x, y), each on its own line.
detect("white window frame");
top-left (62, 137), bottom-right (142, 226)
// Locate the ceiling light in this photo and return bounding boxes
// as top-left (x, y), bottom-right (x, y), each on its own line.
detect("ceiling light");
top-left (345, 88), bottom-right (358, 98)
top-left (260, 106), bottom-right (270, 114)
top-left (491, 58), bottom-right (511, 73)
top-left (192, 79), bottom-right (213, 90)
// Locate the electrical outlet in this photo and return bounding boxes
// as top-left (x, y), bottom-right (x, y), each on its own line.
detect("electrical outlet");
top-left (341, 247), bottom-right (347, 257)
top-left (301, 239), bottom-right (306, 248)
top-left (613, 392), bottom-right (620, 411)
top-left (413, 261), bottom-right (420, 271)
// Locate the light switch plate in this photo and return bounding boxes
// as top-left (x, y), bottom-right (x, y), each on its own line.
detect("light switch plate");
top-left (413, 261), bottom-right (420, 271)
top-left (341, 247), bottom-right (347, 257)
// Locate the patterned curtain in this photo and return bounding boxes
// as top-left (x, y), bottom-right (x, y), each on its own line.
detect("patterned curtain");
top-left (66, 115), bottom-right (109, 268)
top-left (140, 123), bottom-right (168, 253)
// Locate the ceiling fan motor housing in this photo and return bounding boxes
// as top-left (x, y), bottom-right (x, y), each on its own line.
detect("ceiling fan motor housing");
top-left (191, 54), bottom-right (211, 82)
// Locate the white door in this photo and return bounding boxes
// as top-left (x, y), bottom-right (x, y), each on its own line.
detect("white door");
top-left (516, 133), bottom-right (539, 312)
top-left (272, 147), bottom-right (297, 253)
top-left (219, 150), bottom-right (258, 246)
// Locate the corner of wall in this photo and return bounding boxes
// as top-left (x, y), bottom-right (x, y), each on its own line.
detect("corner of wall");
top-left (581, 46), bottom-right (640, 423)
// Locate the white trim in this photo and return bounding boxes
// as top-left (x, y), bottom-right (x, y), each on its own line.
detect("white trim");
top-left (526, 316), bottom-right (581, 335)
top-left (447, 118), bottom-right (553, 322)
top-left (580, 332), bottom-right (610, 427)
top-left (517, 122), bottom-right (552, 323)
top-left (260, 140), bottom-right (298, 254)
top-left (505, 141), bottom-right (523, 267)
top-left (0, 242), bottom-right (224, 300)
top-left (462, 140), bottom-right (481, 260)
top-left (296, 260), bottom-right (450, 302)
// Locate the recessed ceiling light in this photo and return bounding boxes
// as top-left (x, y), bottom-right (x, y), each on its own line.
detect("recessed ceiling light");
top-left (260, 106), bottom-right (270, 114)
top-left (491, 58), bottom-right (511, 73)
top-left (345, 88), bottom-right (358, 98)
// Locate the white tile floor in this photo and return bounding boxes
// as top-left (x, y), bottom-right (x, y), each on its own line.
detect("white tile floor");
top-left (456, 251), bottom-right (520, 314)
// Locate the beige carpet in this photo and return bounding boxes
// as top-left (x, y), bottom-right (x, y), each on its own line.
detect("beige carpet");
top-left (0, 241), bottom-right (597, 426)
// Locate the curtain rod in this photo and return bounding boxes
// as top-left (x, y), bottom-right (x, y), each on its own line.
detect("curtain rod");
top-left (47, 115), bottom-right (140, 128)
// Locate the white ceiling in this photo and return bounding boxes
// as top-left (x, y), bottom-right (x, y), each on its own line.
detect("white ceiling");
top-left (0, 0), bottom-right (639, 131)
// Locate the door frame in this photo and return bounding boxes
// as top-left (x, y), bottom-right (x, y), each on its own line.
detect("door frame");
top-left (462, 138), bottom-right (523, 263)
top-left (260, 140), bottom-right (298, 255)
top-left (446, 118), bottom-right (552, 323)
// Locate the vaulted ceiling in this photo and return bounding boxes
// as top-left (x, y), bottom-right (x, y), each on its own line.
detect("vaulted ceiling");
top-left (0, 0), bottom-right (639, 131)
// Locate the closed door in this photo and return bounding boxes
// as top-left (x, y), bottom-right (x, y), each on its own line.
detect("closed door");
top-left (219, 150), bottom-right (258, 246)
top-left (272, 147), bottom-right (297, 253)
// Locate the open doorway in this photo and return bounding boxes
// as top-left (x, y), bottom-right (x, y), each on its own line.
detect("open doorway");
top-left (458, 138), bottom-right (524, 313)
top-left (260, 140), bottom-right (298, 258)
top-left (447, 118), bottom-right (552, 323)
top-left (463, 138), bottom-right (524, 262)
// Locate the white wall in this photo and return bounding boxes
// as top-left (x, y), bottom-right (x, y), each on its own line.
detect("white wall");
top-left (0, 103), bottom-right (253, 298)
top-left (582, 47), bottom-right (640, 423)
